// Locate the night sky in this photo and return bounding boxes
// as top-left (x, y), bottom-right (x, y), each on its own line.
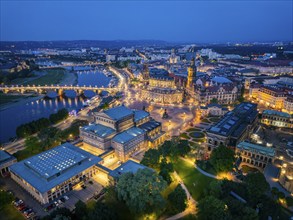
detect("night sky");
top-left (1, 1), bottom-right (292, 42)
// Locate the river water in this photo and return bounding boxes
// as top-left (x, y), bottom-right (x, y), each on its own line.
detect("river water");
top-left (0, 69), bottom-right (113, 143)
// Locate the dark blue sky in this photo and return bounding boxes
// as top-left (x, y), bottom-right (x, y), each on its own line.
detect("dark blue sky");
top-left (1, 1), bottom-right (292, 42)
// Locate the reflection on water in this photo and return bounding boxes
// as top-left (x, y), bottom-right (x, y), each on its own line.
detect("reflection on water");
top-left (0, 70), bottom-right (110, 143)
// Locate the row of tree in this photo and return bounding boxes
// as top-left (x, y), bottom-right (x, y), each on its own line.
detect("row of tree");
top-left (16, 108), bottom-right (69, 138)
top-left (197, 171), bottom-right (290, 220)
top-left (14, 120), bottom-right (88, 161)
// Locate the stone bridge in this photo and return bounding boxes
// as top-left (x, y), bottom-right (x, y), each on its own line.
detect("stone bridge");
top-left (0, 85), bottom-right (118, 96)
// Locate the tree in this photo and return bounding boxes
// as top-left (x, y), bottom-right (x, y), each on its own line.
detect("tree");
top-left (197, 196), bottom-right (230, 220)
top-left (207, 180), bottom-right (223, 198)
top-left (45, 208), bottom-right (72, 220)
top-left (159, 169), bottom-right (172, 184)
top-left (73, 200), bottom-right (87, 220)
top-left (116, 168), bottom-right (167, 214)
top-left (177, 140), bottom-right (191, 156)
top-left (87, 202), bottom-right (117, 220)
top-left (209, 145), bottom-right (235, 173)
top-left (159, 158), bottom-right (174, 173)
top-left (158, 141), bottom-right (171, 157)
top-left (225, 198), bottom-right (258, 220)
top-left (140, 149), bottom-right (161, 168)
top-left (244, 172), bottom-right (270, 205)
top-left (25, 136), bottom-right (41, 153)
top-left (271, 187), bottom-right (279, 199)
top-left (168, 185), bottom-right (187, 213)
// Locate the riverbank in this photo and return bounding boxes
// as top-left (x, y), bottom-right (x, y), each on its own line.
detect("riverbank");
top-left (60, 71), bottom-right (78, 85)
top-left (0, 94), bottom-right (45, 111)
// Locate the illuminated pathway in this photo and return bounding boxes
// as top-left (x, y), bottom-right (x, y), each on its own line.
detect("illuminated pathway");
top-left (166, 172), bottom-right (197, 220)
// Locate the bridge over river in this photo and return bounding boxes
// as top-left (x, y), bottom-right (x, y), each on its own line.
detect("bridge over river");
top-left (0, 85), bottom-right (119, 96)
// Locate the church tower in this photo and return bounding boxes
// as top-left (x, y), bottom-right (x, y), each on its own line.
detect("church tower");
top-left (142, 63), bottom-right (150, 80)
top-left (186, 57), bottom-right (196, 88)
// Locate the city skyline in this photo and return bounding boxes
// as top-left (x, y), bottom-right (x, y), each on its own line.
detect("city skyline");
top-left (1, 1), bottom-right (292, 42)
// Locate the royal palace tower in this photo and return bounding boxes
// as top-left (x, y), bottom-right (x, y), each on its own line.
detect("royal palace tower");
top-left (186, 57), bottom-right (196, 88)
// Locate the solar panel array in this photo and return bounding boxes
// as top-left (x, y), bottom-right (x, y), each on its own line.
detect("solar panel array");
top-left (25, 146), bottom-right (87, 179)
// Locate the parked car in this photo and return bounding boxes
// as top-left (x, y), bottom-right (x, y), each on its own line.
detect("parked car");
top-left (63, 196), bottom-right (69, 200)
top-left (57, 200), bottom-right (62, 205)
top-left (18, 205), bottom-right (27, 211)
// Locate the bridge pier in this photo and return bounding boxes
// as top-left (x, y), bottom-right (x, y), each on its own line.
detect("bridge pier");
top-left (76, 89), bottom-right (83, 96)
top-left (57, 88), bottom-right (64, 96)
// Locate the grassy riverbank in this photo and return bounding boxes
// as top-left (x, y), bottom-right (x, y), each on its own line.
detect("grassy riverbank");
top-left (22, 68), bottom-right (65, 86)
top-left (0, 93), bottom-right (25, 105)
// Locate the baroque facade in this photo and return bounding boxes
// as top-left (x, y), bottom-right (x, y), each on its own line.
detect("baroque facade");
top-left (140, 64), bottom-right (184, 104)
top-left (80, 106), bottom-right (165, 162)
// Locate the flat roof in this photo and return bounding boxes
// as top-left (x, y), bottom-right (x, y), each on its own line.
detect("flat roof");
top-left (9, 143), bottom-right (102, 193)
top-left (103, 105), bottom-right (133, 121)
top-left (0, 150), bottom-right (15, 166)
top-left (81, 123), bottom-right (116, 138)
top-left (139, 120), bottom-right (161, 132)
top-left (112, 127), bottom-right (145, 144)
top-left (263, 109), bottom-right (291, 118)
top-left (208, 102), bottom-right (257, 137)
top-left (133, 110), bottom-right (150, 122)
top-left (237, 141), bottom-right (275, 157)
top-left (109, 160), bottom-right (148, 178)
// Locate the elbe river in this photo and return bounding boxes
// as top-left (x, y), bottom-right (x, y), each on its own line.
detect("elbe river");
top-left (0, 69), bottom-right (112, 143)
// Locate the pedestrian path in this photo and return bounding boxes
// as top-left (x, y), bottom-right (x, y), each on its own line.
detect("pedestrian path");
top-left (165, 172), bottom-right (197, 220)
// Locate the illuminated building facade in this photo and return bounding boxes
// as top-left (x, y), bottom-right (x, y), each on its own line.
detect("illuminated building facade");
top-left (261, 109), bottom-right (293, 128)
top-left (199, 103), bottom-right (229, 117)
top-left (140, 64), bottom-right (184, 104)
top-left (236, 141), bottom-right (275, 169)
top-left (284, 95), bottom-right (293, 114)
top-left (196, 84), bottom-right (239, 105)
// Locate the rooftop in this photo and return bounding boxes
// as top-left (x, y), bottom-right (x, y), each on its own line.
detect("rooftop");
top-left (112, 127), bottom-right (145, 144)
top-left (237, 141), bottom-right (275, 157)
top-left (0, 150), bottom-right (16, 166)
top-left (81, 123), bottom-right (116, 138)
top-left (263, 109), bottom-right (291, 118)
top-left (139, 120), bottom-right (161, 132)
top-left (109, 160), bottom-right (148, 178)
top-left (133, 110), bottom-right (150, 122)
top-left (9, 143), bottom-right (102, 193)
top-left (208, 102), bottom-right (258, 137)
top-left (103, 105), bottom-right (134, 121)
top-left (211, 76), bottom-right (232, 84)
